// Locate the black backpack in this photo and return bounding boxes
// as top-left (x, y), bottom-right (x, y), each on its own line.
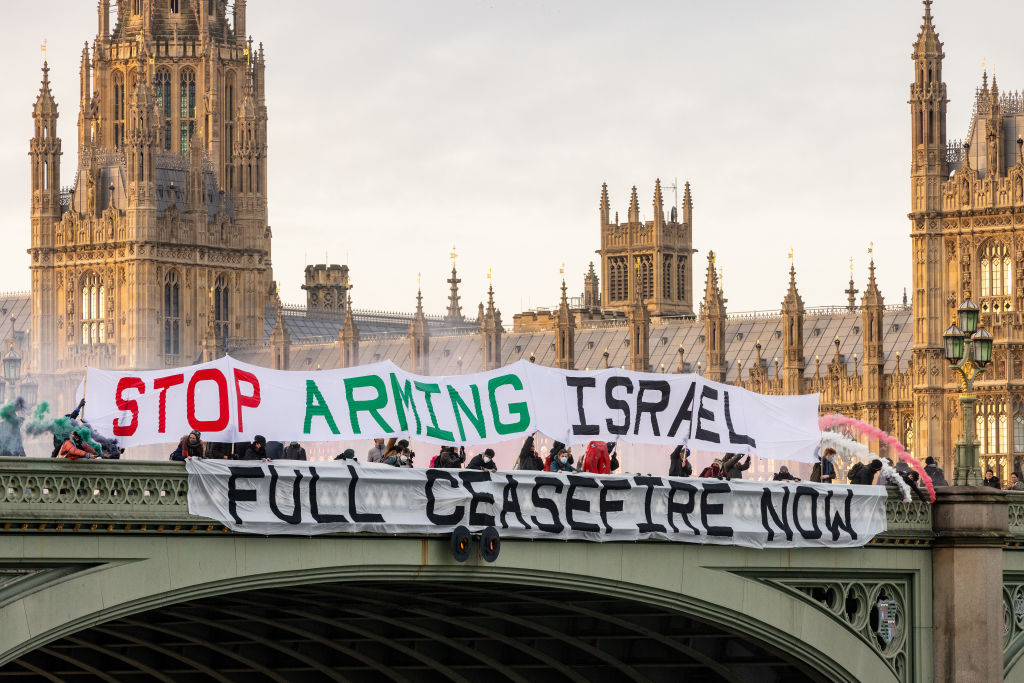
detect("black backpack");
top-left (847, 462), bottom-right (866, 483)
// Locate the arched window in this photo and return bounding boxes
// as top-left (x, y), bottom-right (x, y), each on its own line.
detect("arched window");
top-left (1015, 410), bottom-right (1024, 454)
top-left (903, 417), bottom-right (914, 456)
top-left (132, 0), bottom-right (141, 14)
top-left (677, 258), bottom-right (686, 300)
top-left (225, 72), bottom-right (236, 189)
top-left (164, 271), bottom-right (180, 355)
top-left (214, 275), bottom-right (229, 340)
top-left (179, 68), bottom-right (196, 156)
top-left (170, 0), bottom-right (180, 13)
top-left (80, 272), bottom-right (105, 346)
top-left (662, 255), bottom-right (672, 298)
top-left (979, 242), bottom-right (1012, 307)
top-left (112, 71), bottom-right (125, 149)
top-left (154, 69), bottom-right (172, 151)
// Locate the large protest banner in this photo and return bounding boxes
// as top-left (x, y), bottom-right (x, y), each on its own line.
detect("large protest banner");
top-left (83, 356), bottom-right (821, 460)
top-left (185, 459), bottom-right (887, 549)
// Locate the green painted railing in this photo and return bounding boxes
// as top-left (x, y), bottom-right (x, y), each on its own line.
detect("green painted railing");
top-left (0, 457), bottom-right (946, 540)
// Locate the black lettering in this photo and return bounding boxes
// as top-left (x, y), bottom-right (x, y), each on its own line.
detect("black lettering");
top-left (566, 376), bottom-right (600, 435)
top-left (347, 464), bottom-right (386, 523)
top-left (500, 475), bottom-right (530, 530)
top-left (634, 380), bottom-right (670, 436)
top-left (634, 475), bottom-right (667, 533)
top-left (700, 482), bottom-right (733, 537)
top-left (667, 382), bottom-right (696, 438)
top-left (309, 467), bottom-right (347, 523)
top-left (566, 475), bottom-right (600, 532)
top-left (723, 390), bottom-right (756, 447)
top-left (667, 481), bottom-right (700, 534)
top-left (227, 466), bottom-right (264, 525)
top-left (458, 470), bottom-right (496, 527)
top-left (530, 476), bottom-right (564, 533)
top-left (760, 487), bottom-right (792, 542)
top-left (268, 465), bottom-right (303, 525)
top-left (793, 485), bottom-right (823, 540)
top-left (824, 489), bottom-right (857, 541)
top-left (599, 478), bottom-right (630, 533)
top-left (425, 469), bottom-right (464, 526)
top-left (605, 376), bottom-right (633, 435)
top-left (695, 385), bottom-right (721, 443)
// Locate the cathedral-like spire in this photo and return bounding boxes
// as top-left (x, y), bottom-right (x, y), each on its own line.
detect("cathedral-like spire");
top-left (702, 252), bottom-right (726, 382)
top-left (845, 257), bottom-right (859, 311)
top-left (555, 267), bottom-right (576, 370)
top-left (445, 246), bottom-right (464, 324)
top-left (480, 270), bottom-right (502, 370)
top-left (682, 180), bottom-right (693, 227)
top-left (912, 0), bottom-right (942, 58)
top-left (339, 289), bottom-right (359, 368)
top-left (653, 178), bottom-right (664, 228)
top-left (781, 258), bottom-right (805, 395)
top-left (600, 182), bottom-right (610, 226)
top-left (33, 62), bottom-right (58, 120)
top-left (628, 185), bottom-right (639, 223)
top-left (583, 261), bottom-right (600, 308)
top-left (627, 258), bottom-right (650, 372)
top-left (409, 276), bottom-right (430, 374)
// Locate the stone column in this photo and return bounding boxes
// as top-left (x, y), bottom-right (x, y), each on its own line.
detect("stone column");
top-left (931, 486), bottom-right (1008, 682)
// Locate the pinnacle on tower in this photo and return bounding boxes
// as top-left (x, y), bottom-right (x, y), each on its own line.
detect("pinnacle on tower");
top-left (600, 182), bottom-right (610, 225)
top-left (628, 185), bottom-right (640, 223)
top-left (445, 246), bottom-right (464, 324)
top-left (913, 0), bottom-right (942, 57)
top-left (653, 178), bottom-right (663, 226)
top-left (845, 257), bottom-right (859, 311)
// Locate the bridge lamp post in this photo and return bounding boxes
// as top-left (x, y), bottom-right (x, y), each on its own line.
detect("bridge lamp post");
top-left (943, 297), bottom-right (993, 486)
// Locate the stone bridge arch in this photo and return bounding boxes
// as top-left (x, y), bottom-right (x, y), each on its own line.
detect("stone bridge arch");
top-left (0, 534), bottom-right (910, 681)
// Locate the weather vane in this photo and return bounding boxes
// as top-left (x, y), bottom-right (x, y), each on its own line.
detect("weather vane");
top-left (788, 247), bottom-right (794, 264)
top-left (450, 245), bottom-right (457, 268)
top-left (40, 40), bottom-right (47, 62)
top-left (869, 241), bottom-right (874, 256)
top-left (416, 272), bottom-right (421, 288)
top-left (487, 267), bottom-right (492, 281)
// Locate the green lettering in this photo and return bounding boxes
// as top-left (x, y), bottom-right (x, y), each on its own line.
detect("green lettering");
top-left (488, 374), bottom-right (530, 435)
top-left (344, 375), bottom-right (393, 434)
top-left (414, 381), bottom-right (455, 441)
top-left (448, 384), bottom-right (487, 441)
top-left (390, 373), bottom-right (422, 434)
top-left (304, 380), bottom-right (340, 434)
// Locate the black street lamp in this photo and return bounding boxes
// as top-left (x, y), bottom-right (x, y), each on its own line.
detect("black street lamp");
top-left (944, 297), bottom-right (994, 486)
top-left (18, 375), bottom-right (37, 407)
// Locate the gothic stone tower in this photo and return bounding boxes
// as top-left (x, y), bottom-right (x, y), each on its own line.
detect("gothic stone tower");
top-left (599, 180), bottom-right (694, 317)
top-left (30, 0), bottom-right (273, 393)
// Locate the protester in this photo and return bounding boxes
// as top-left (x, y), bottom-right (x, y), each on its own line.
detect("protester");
top-left (51, 399), bottom-right (86, 457)
top-left (699, 458), bottom-right (724, 478)
top-left (668, 445), bottom-right (692, 478)
top-left (467, 448), bottom-right (497, 472)
top-left (367, 438), bottom-right (387, 463)
top-left (772, 465), bottom-right (798, 482)
top-left (58, 431), bottom-right (98, 460)
top-left (819, 448), bottom-right (837, 484)
top-left (608, 442), bottom-right (620, 473)
top-left (984, 469), bottom-right (1001, 490)
top-left (848, 459), bottom-right (883, 485)
top-left (283, 441), bottom-right (307, 460)
top-left (924, 456), bottom-right (948, 487)
top-left (546, 441), bottom-right (567, 471)
top-left (265, 440), bottom-right (284, 460)
top-left (517, 435), bottom-right (545, 471)
top-left (244, 435), bottom-right (268, 460)
top-left (384, 446), bottom-right (415, 467)
top-left (904, 470), bottom-right (930, 502)
top-left (171, 430), bottom-right (204, 461)
top-left (383, 438), bottom-right (408, 463)
top-left (434, 446), bottom-right (465, 469)
top-left (723, 453), bottom-right (751, 480)
top-left (580, 440), bottom-right (611, 474)
top-left (334, 448), bottom-right (356, 461)
top-left (550, 449), bottom-right (575, 473)
top-left (1007, 472), bottom-right (1024, 491)
top-left (809, 460), bottom-right (821, 482)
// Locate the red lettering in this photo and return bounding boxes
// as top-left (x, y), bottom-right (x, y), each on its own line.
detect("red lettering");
top-left (113, 377), bottom-right (145, 437)
top-left (153, 374), bottom-right (184, 434)
top-left (186, 368), bottom-right (229, 432)
top-left (233, 368), bottom-right (261, 432)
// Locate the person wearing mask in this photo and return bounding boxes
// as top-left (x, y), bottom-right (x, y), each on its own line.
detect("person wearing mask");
top-left (723, 453), bottom-right (751, 480)
top-left (384, 447), bottom-right (415, 467)
top-left (517, 435), bottom-right (545, 471)
top-left (772, 465), bottom-right (798, 482)
top-left (1008, 472), bottom-right (1024, 491)
top-left (545, 441), bottom-right (567, 471)
top-left (283, 441), bottom-right (307, 460)
top-left (550, 449), bottom-right (575, 473)
top-left (668, 445), bottom-right (692, 478)
top-left (334, 448), bottom-right (356, 461)
top-left (244, 435), bottom-right (268, 461)
top-left (924, 456), bottom-right (948, 487)
top-left (367, 439), bottom-right (387, 463)
top-left (435, 446), bottom-right (465, 469)
top-left (171, 430), bottom-right (204, 461)
top-left (58, 431), bottom-right (98, 460)
top-left (382, 438), bottom-right (408, 464)
top-left (984, 469), bottom-right (1001, 490)
top-left (467, 448), bottom-right (498, 472)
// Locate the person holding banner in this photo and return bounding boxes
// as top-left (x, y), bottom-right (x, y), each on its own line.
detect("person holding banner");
top-left (517, 435), bottom-right (544, 471)
top-left (668, 445), bottom-right (692, 478)
top-left (243, 435), bottom-right (268, 461)
top-left (467, 448), bottom-right (497, 472)
top-left (170, 430), bottom-right (204, 461)
top-left (549, 449), bottom-right (575, 473)
top-left (580, 441), bottom-right (611, 474)
top-left (57, 431), bottom-right (98, 460)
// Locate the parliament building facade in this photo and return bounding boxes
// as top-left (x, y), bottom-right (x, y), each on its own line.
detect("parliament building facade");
top-left (12, 1), bottom-right (1022, 478)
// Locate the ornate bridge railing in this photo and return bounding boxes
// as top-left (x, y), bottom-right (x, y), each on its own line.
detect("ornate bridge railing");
top-left (0, 457), bottom-right (941, 540)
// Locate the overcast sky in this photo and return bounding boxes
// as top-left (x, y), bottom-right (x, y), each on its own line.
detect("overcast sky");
top-left (1, 1), bottom-right (1020, 318)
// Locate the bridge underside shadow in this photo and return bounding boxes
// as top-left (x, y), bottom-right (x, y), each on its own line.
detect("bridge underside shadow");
top-left (1, 580), bottom-right (820, 683)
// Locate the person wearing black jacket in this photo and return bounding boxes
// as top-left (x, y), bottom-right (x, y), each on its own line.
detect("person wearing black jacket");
top-left (244, 435), bottom-right (268, 460)
top-left (848, 459), bottom-right (883, 485)
top-left (435, 446), bottom-right (466, 469)
top-left (772, 466), bottom-right (798, 481)
top-left (668, 445), bottom-right (692, 478)
top-left (283, 442), bottom-right (307, 460)
top-left (170, 430), bottom-right (204, 461)
top-left (467, 448), bottom-right (497, 472)
top-left (517, 435), bottom-right (544, 471)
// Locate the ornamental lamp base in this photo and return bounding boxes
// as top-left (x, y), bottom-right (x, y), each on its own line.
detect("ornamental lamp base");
top-left (952, 442), bottom-right (982, 487)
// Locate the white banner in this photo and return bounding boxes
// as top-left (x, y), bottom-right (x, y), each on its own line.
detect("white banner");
top-left (85, 356), bottom-right (821, 461)
top-left (185, 460), bottom-right (887, 548)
